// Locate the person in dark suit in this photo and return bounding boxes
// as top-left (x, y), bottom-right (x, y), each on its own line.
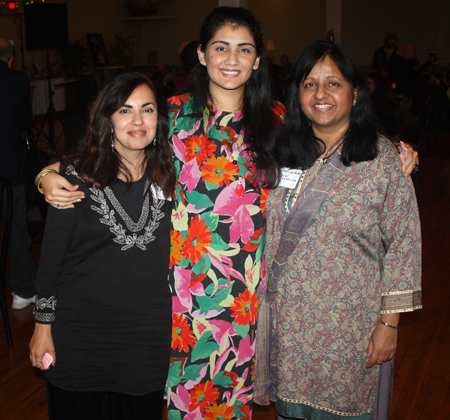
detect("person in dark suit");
top-left (0, 37), bottom-right (36, 310)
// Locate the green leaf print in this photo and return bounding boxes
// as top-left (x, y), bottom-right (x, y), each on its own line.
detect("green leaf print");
top-left (213, 371), bottom-right (238, 388)
top-left (191, 331), bottom-right (220, 362)
top-left (183, 362), bottom-right (209, 382)
top-left (209, 233), bottom-right (228, 251)
top-left (192, 254), bottom-right (211, 275)
top-left (177, 258), bottom-right (189, 269)
top-left (204, 280), bottom-right (234, 302)
top-left (200, 212), bottom-right (219, 232)
top-left (183, 97), bottom-right (200, 115)
top-left (214, 281), bottom-right (234, 302)
top-left (168, 410), bottom-right (182, 420)
top-left (232, 321), bottom-right (250, 338)
top-left (185, 190), bottom-right (214, 210)
top-left (168, 358), bottom-right (186, 388)
top-left (204, 180), bottom-right (221, 191)
top-left (196, 296), bottom-right (224, 315)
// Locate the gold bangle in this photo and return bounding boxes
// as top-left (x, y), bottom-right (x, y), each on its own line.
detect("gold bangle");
top-left (35, 169), bottom-right (58, 194)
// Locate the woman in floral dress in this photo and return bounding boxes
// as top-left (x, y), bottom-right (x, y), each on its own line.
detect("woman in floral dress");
top-left (165, 8), bottom-right (283, 419)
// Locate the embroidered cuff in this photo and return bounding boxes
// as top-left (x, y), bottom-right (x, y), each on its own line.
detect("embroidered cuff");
top-left (33, 296), bottom-right (57, 324)
top-left (380, 289), bottom-right (422, 313)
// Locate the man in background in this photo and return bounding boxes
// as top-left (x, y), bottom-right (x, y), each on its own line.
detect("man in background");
top-left (0, 37), bottom-right (36, 309)
top-left (371, 30), bottom-right (398, 76)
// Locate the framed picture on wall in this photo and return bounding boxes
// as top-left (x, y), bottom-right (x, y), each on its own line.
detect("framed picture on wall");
top-left (427, 49), bottom-right (440, 65)
top-left (86, 33), bottom-right (109, 67)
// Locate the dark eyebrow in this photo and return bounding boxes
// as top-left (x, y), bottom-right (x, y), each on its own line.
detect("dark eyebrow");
top-left (303, 75), bottom-right (344, 81)
top-left (121, 102), bottom-right (155, 108)
top-left (210, 40), bottom-right (255, 48)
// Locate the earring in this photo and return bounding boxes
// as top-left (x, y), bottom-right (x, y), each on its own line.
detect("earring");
top-left (353, 100), bottom-right (356, 105)
top-left (111, 131), bottom-right (115, 152)
top-left (153, 137), bottom-right (156, 145)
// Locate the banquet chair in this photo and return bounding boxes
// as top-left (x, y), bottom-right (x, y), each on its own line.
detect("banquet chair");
top-left (0, 175), bottom-right (14, 347)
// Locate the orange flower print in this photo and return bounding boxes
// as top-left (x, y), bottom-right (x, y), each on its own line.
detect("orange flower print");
top-left (170, 230), bottom-right (184, 268)
top-left (201, 156), bottom-right (239, 187)
top-left (230, 289), bottom-right (259, 326)
top-left (185, 134), bottom-right (217, 165)
top-left (204, 403), bottom-right (235, 420)
top-left (181, 215), bottom-right (213, 265)
top-left (239, 404), bottom-right (251, 420)
top-left (259, 187), bottom-right (269, 217)
top-left (172, 313), bottom-right (196, 352)
top-left (168, 94), bottom-right (188, 105)
top-left (189, 381), bottom-right (220, 413)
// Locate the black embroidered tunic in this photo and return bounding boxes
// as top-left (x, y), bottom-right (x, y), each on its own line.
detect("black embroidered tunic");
top-left (33, 168), bottom-right (172, 396)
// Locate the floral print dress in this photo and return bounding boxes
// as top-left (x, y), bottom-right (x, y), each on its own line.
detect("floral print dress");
top-left (166, 94), bottom-right (284, 420)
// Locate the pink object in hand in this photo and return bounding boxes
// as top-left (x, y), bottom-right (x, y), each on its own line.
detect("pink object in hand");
top-left (400, 141), bottom-right (409, 158)
top-left (42, 353), bottom-right (53, 369)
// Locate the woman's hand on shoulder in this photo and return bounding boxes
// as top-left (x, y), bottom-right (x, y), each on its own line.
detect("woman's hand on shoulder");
top-left (40, 162), bottom-right (85, 209)
top-left (29, 323), bottom-right (56, 370)
top-left (397, 141), bottom-right (419, 178)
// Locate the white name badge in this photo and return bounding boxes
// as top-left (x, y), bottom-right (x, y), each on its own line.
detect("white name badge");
top-left (151, 184), bottom-right (172, 201)
top-left (279, 168), bottom-right (303, 189)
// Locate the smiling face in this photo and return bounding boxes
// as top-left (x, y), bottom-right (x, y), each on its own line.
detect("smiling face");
top-left (299, 55), bottom-right (357, 142)
top-left (111, 84), bottom-right (158, 161)
top-left (198, 23), bottom-right (260, 100)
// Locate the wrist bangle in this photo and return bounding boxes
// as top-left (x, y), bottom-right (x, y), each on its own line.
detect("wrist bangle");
top-left (35, 169), bottom-right (58, 194)
top-left (380, 321), bottom-right (398, 330)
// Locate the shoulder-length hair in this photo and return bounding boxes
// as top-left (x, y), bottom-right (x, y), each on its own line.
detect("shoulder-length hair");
top-left (187, 6), bottom-right (281, 188)
top-left (276, 41), bottom-right (379, 170)
top-left (61, 71), bottom-right (175, 198)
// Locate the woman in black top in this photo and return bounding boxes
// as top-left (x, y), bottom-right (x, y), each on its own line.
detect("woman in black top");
top-left (29, 72), bottom-right (176, 420)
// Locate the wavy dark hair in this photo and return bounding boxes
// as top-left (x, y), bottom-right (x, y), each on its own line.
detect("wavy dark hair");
top-left (187, 6), bottom-right (281, 188)
top-left (61, 72), bottom-right (175, 198)
top-left (275, 41), bottom-right (379, 170)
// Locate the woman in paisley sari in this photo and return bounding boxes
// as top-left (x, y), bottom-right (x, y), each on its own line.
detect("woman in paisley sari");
top-left (29, 72), bottom-right (175, 420)
top-left (259, 41), bottom-right (422, 420)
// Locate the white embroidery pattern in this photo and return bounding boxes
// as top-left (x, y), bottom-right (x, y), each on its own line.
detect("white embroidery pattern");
top-left (67, 165), bottom-right (165, 251)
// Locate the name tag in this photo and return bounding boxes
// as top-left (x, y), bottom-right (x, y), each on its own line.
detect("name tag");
top-left (279, 168), bottom-right (303, 189)
top-left (151, 184), bottom-right (172, 201)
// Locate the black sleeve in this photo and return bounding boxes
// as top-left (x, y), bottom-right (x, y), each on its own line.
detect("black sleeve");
top-left (33, 181), bottom-right (78, 324)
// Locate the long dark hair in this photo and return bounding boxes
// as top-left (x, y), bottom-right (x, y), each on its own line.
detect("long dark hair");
top-left (61, 72), bottom-right (175, 198)
top-left (188, 7), bottom-right (281, 188)
top-left (276, 41), bottom-right (378, 170)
